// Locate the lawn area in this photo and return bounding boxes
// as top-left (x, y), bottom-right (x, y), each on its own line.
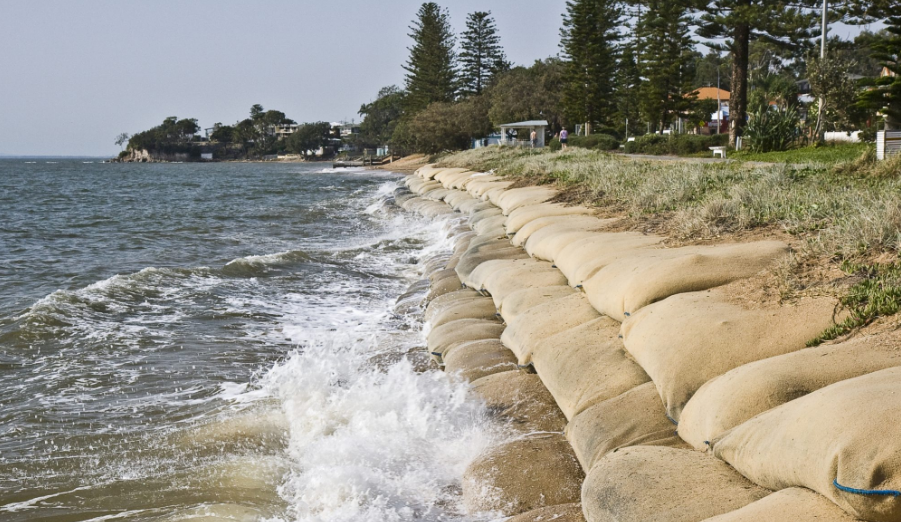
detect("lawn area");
top-left (730, 142), bottom-right (871, 165)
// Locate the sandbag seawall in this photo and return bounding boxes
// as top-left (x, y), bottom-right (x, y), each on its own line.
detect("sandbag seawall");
top-left (394, 164), bottom-right (901, 522)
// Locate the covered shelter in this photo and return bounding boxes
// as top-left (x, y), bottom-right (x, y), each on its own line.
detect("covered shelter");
top-left (499, 120), bottom-right (549, 148)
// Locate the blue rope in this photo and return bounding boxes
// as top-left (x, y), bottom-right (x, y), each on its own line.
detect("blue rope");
top-left (624, 312), bottom-right (631, 317)
top-left (833, 479), bottom-right (901, 497)
top-left (665, 414), bottom-right (678, 426)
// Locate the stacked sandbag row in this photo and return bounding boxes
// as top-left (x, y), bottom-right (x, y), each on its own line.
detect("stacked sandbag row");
top-left (395, 166), bottom-right (586, 521)
top-left (399, 164), bottom-right (901, 522)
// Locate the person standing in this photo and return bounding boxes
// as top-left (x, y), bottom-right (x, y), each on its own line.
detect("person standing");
top-left (530, 129), bottom-right (538, 149)
top-left (560, 127), bottom-right (568, 151)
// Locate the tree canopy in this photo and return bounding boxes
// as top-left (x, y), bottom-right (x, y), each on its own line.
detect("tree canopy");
top-left (458, 11), bottom-right (509, 96)
top-left (560, 0), bottom-right (622, 132)
top-left (403, 3), bottom-right (457, 113)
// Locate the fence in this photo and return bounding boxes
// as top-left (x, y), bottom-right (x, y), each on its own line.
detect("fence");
top-left (877, 131), bottom-right (901, 160)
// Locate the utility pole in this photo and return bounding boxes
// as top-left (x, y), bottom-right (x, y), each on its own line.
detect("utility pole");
top-left (717, 67), bottom-right (721, 135)
top-left (815, 0), bottom-right (828, 143)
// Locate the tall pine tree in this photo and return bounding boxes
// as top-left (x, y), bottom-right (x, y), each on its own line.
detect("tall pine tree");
top-left (614, 43), bottom-right (643, 136)
top-left (403, 3), bottom-right (457, 113)
top-left (459, 11), bottom-right (510, 97)
top-left (560, 0), bottom-right (623, 133)
top-left (695, 0), bottom-right (820, 146)
top-left (859, 15), bottom-right (901, 129)
top-left (635, 0), bottom-right (697, 132)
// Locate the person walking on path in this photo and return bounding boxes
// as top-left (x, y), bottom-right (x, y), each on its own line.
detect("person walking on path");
top-left (560, 128), bottom-right (568, 151)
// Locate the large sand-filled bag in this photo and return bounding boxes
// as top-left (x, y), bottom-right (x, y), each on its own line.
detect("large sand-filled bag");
top-left (481, 260), bottom-right (569, 308)
top-left (444, 190), bottom-right (475, 209)
top-left (424, 289), bottom-right (482, 323)
top-left (467, 201), bottom-right (497, 216)
top-left (443, 339), bottom-right (518, 382)
top-left (501, 293), bottom-right (600, 365)
top-left (498, 286), bottom-right (578, 324)
top-left (426, 319), bottom-right (505, 360)
top-left (445, 171), bottom-right (479, 190)
top-left (506, 503), bottom-right (585, 522)
top-left (505, 204), bottom-right (593, 235)
top-left (467, 179), bottom-right (510, 199)
top-left (468, 259), bottom-right (529, 292)
top-left (432, 167), bottom-right (469, 183)
top-left (470, 207), bottom-right (504, 228)
top-left (416, 165), bottom-right (444, 180)
top-left (582, 446), bottom-right (769, 522)
top-left (620, 290), bottom-right (838, 421)
top-left (713, 367), bottom-right (901, 522)
top-left (422, 187), bottom-right (451, 201)
top-left (495, 187), bottom-right (559, 215)
top-left (511, 215), bottom-right (607, 248)
top-left (473, 214), bottom-right (507, 236)
top-left (456, 245), bottom-right (530, 289)
top-left (470, 370), bottom-right (568, 433)
top-left (702, 487), bottom-right (859, 522)
top-left (554, 233), bottom-right (663, 287)
top-left (485, 186), bottom-right (510, 205)
top-left (463, 434), bottom-right (584, 516)
top-left (422, 254), bottom-right (452, 278)
top-left (583, 241), bottom-right (789, 320)
top-left (428, 297), bottom-right (500, 329)
top-left (565, 383), bottom-right (684, 470)
top-left (457, 197), bottom-right (485, 215)
top-left (679, 333), bottom-right (901, 450)
top-left (412, 180), bottom-right (442, 195)
top-left (425, 272), bottom-right (465, 303)
top-left (531, 317), bottom-right (650, 420)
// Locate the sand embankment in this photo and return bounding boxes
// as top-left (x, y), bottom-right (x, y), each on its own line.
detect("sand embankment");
top-left (393, 164), bottom-right (901, 522)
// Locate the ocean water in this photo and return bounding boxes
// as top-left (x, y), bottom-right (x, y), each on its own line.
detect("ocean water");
top-left (0, 160), bottom-right (499, 522)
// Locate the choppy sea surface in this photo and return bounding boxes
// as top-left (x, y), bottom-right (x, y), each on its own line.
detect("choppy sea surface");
top-left (0, 160), bottom-right (497, 522)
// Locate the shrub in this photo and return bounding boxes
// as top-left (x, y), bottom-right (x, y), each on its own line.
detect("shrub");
top-left (745, 107), bottom-right (800, 153)
top-left (568, 134), bottom-right (620, 151)
top-left (623, 133), bottom-right (728, 155)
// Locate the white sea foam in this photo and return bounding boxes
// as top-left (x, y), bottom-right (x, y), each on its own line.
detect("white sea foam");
top-left (261, 328), bottom-right (500, 522)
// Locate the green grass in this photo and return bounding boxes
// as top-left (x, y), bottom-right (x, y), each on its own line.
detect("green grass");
top-left (808, 261), bottom-right (901, 345)
top-left (730, 142), bottom-right (870, 166)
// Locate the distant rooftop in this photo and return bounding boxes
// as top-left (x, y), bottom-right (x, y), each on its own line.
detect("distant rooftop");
top-left (694, 87), bottom-right (730, 101)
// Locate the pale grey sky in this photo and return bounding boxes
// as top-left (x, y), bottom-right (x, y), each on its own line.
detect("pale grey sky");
top-left (0, 1), bottom-right (882, 156)
top-left (0, 0), bottom-right (569, 156)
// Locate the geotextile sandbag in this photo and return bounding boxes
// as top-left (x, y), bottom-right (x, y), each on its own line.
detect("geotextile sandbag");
top-left (455, 245), bottom-right (530, 289)
top-left (470, 370), bottom-right (568, 434)
top-left (531, 317), bottom-right (650, 420)
top-left (423, 289), bottom-right (482, 323)
top-left (506, 503), bottom-right (586, 522)
top-left (505, 204), bottom-right (592, 235)
top-left (424, 273), bottom-right (465, 303)
top-left (501, 293), bottom-right (600, 365)
top-left (457, 198), bottom-right (485, 215)
top-left (471, 207), bottom-right (504, 227)
top-left (701, 487), bottom-right (859, 522)
top-left (511, 215), bottom-right (608, 248)
top-left (422, 187), bottom-right (451, 201)
top-left (565, 382), bottom-right (685, 471)
top-left (467, 201), bottom-right (497, 216)
top-left (679, 332), bottom-right (901, 450)
top-left (426, 318), bottom-right (505, 360)
top-left (428, 297), bottom-right (500, 329)
top-left (484, 186), bottom-right (509, 204)
top-left (582, 446), bottom-right (769, 522)
top-left (431, 167), bottom-right (469, 183)
top-left (554, 233), bottom-right (663, 287)
top-left (712, 367), bottom-right (901, 522)
top-left (583, 241), bottom-right (789, 320)
top-left (620, 290), bottom-right (838, 421)
top-left (472, 214), bottom-right (507, 236)
top-left (481, 260), bottom-right (569, 308)
top-left (463, 434), bottom-right (584, 516)
top-left (498, 286), bottom-right (578, 323)
top-left (466, 179), bottom-right (508, 198)
top-left (444, 190), bottom-right (475, 209)
top-left (442, 339), bottom-right (518, 382)
top-left (494, 187), bottom-right (559, 215)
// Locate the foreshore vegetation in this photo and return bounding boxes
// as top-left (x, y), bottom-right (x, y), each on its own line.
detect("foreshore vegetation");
top-left (435, 145), bottom-right (901, 340)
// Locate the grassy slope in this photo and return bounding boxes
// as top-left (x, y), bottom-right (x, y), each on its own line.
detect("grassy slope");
top-left (436, 145), bottom-right (901, 342)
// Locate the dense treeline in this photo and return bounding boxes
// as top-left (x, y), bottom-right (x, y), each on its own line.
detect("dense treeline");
top-left (123, 104), bottom-right (337, 160)
top-left (359, 0), bottom-right (901, 156)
